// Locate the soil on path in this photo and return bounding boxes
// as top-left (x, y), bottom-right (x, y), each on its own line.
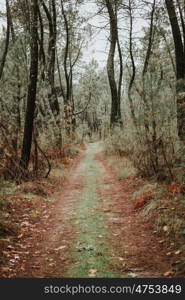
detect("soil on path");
top-left (9, 142), bottom-right (172, 278)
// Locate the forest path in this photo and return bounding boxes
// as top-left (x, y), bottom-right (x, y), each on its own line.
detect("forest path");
top-left (65, 142), bottom-right (121, 277)
top-left (13, 142), bottom-right (172, 278)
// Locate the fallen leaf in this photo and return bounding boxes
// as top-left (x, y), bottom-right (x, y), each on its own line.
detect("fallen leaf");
top-left (103, 209), bottom-right (111, 213)
top-left (163, 226), bottom-right (169, 232)
top-left (18, 244), bottom-right (27, 250)
top-left (164, 270), bottom-right (174, 277)
top-left (128, 272), bottom-right (137, 278)
top-left (14, 254), bottom-right (20, 260)
top-left (159, 239), bottom-right (165, 243)
top-left (1, 266), bottom-right (9, 272)
top-left (21, 221), bottom-right (30, 227)
top-left (175, 250), bottom-right (181, 255)
top-left (7, 245), bottom-right (14, 250)
top-left (18, 234), bottom-right (24, 239)
top-left (48, 263), bottom-right (55, 267)
top-left (89, 269), bottom-right (97, 277)
top-left (54, 246), bottom-right (66, 251)
top-left (9, 259), bottom-right (16, 264)
top-left (169, 183), bottom-right (180, 194)
top-left (118, 257), bottom-right (124, 261)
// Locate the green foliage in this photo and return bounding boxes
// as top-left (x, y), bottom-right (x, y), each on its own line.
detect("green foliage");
top-left (104, 115), bottom-right (179, 180)
top-left (117, 168), bottom-right (136, 180)
top-left (0, 197), bottom-right (9, 210)
top-left (65, 145), bottom-right (79, 157)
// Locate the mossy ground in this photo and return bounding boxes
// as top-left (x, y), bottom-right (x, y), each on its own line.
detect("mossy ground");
top-left (67, 145), bottom-right (120, 278)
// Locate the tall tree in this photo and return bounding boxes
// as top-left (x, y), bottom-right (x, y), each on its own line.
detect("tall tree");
top-left (41, 0), bottom-right (59, 116)
top-left (105, 0), bottom-right (121, 126)
top-left (127, 0), bottom-right (137, 127)
top-left (20, 0), bottom-right (39, 170)
top-left (165, 0), bottom-right (185, 140)
top-left (0, 0), bottom-right (10, 80)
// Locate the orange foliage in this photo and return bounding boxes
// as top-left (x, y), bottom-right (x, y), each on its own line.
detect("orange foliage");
top-left (168, 182), bottom-right (185, 194)
top-left (62, 158), bottom-right (70, 165)
top-left (134, 190), bottom-right (153, 210)
top-left (168, 183), bottom-right (180, 194)
top-left (180, 184), bottom-right (185, 194)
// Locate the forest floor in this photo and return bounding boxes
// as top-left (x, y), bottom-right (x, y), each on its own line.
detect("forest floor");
top-left (0, 142), bottom-right (175, 278)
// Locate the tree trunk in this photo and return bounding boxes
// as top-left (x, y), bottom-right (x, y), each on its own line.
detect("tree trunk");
top-left (0, 0), bottom-right (10, 80)
top-left (105, 0), bottom-right (120, 126)
top-left (42, 0), bottom-right (59, 116)
top-left (20, 0), bottom-right (39, 170)
top-left (165, 0), bottom-right (185, 139)
top-left (61, 0), bottom-right (70, 105)
top-left (128, 0), bottom-right (137, 127)
top-left (117, 36), bottom-right (123, 120)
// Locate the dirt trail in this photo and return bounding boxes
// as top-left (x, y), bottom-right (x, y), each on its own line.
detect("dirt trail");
top-left (14, 142), bottom-right (172, 278)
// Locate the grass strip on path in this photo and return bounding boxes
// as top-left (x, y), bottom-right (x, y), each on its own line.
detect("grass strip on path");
top-left (67, 144), bottom-right (120, 278)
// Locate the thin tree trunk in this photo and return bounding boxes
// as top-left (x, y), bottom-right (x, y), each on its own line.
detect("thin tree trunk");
top-left (105, 0), bottom-right (120, 126)
top-left (0, 0), bottom-right (10, 80)
top-left (142, 0), bottom-right (156, 133)
top-left (20, 0), bottom-right (39, 170)
top-left (61, 0), bottom-right (70, 105)
top-left (128, 0), bottom-right (137, 127)
top-left (143, 0), bottom-right (156, 76)
top-left (41, 0), bottom-right (59, 116)
top-left (117, 36), bottom-right (123, 120)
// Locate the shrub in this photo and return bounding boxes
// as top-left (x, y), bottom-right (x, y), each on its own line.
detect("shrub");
top-left (0, 197), bottom-right (9, 210)
top-left (64, 145), bottom-right (79, 157)
top-left (117, 167), bottom-right (137, 180)
top-left (132, 183), bottom-right (164, 210)
top-left (104, 124), bottom-right (180, 181)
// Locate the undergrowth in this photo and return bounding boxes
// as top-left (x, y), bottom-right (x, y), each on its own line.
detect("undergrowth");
top-left (104, 139), bottom-right (185, 276)
top-left (0, 143), bottom-right (81, 273)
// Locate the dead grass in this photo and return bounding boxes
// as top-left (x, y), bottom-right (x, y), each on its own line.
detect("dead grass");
top-left (106, 155), bottom-right (137, 180)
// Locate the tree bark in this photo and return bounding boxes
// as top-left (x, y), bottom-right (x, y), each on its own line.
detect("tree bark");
top-left (117, 36), bottom-right (123, 120)
top-left (128, 0), bottom-right (137, 127)
top-left (165, 0), bottom-right (185, 139)
top-left (105, 0), bottom-right (120, 126)
top-left (0, 0), bottom-right (10, 80)
top-left (42, 0), bottom-right (59, 116)
top-left (61, 0), bottom-right (71, 105)
top-left (165, 0), bottom-right (185, 80)
top-left (143, 0), bottom-right (156, 76)
top-left (20, 0), bottom-right (39, 170)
